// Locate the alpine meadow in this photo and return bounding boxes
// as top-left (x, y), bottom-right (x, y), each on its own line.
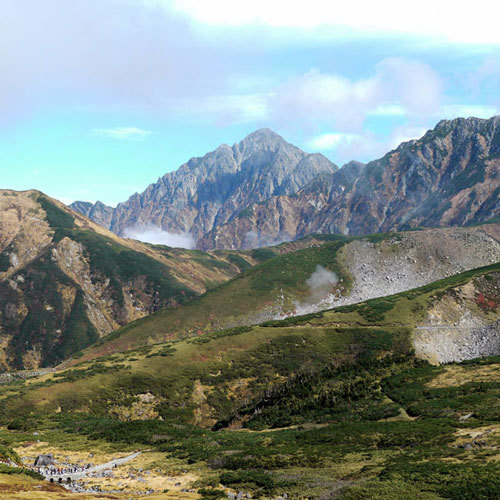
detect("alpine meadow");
top-left (1, 1), bottom-right (499, 499)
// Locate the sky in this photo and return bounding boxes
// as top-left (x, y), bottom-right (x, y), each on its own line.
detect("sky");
top-left (1, 0), bottom-right (500, 206)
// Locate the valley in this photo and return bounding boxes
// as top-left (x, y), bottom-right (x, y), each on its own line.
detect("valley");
top-left (0, 117), bottom-right (499, 499)
top-left (4, 3), bottom-right (500, 497)
top-left (0, 256), bottom-right (498, 498)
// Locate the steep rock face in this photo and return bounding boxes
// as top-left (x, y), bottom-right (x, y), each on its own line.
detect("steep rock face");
top-left (70, 200), bottom-right (114, 229)
top-left (199, 117), bottom-right (500, 249)
top-left (319, 116), bottom-right (500, 235)
top-left (0, 190), bottom-right (255, 370)
top-left (198, 161), bottom-right (365, 249)
top-left (71, 129), bottom-right (337, 241)
top-left (414, 273), bottom-right (500, 364)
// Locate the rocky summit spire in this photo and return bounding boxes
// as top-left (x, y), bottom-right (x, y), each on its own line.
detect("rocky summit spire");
top-left (72, 128), bottom-right (337, 242)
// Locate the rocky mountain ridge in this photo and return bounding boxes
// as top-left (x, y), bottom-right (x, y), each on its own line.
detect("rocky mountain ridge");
top-left (72, 116), bottom-right (500, 250)
top-left (73, 128), bottom-right (337, 243)
top-left (199, 116), bottom-right (500, 248)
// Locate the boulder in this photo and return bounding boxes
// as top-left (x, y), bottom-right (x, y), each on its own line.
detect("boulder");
top-left (34, 454), bottom-right (54, 467)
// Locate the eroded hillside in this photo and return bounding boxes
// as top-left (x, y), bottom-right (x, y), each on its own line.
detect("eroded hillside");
top-left (72, 224), bottom-right (500, 363)
top-left (0, 190), bottom-right (258, 369)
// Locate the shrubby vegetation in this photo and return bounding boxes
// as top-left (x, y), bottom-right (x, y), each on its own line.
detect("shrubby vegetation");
top-left (0, 251), bottom-right (10, 272)
top-left (0, 464), bottom-right (44, 480)
top-left (53, 363), bottom-right (131, 383)
top-left (189, 326), bottom-right (253, 345)
top-left (0, 256), bottom-right (498, 498)
top-left (0, 442), bottom-right (20, 464)
top-left (225, 253), bottom-right (252, 272)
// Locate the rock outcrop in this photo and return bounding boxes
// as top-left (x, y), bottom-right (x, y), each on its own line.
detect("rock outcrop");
top-left (414, 272), bottom-right (500, 364)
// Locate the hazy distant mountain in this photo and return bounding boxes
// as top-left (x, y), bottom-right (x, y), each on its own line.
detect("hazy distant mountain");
top-left (72, 117), bottom-right (500, 250)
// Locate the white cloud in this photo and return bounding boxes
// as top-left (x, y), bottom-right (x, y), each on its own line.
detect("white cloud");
top-left (170, 0), bottom-right (500, 44)
top-left (368, 104), bottom-right (407, 117)
top-left (269, 69), bottom-right (379, 130)
top-left (91, 127), bottom-right (152, 141)
top-left (123, 225), bottom-right (195, 249)
top-left (307, 133), bottom-right (358, 150)
top-left (307, 124), bottom-right (428, 163)
top-left (170, 93), bottom-right (270, 125)
top-left (0, 0), bottom-right (227, 122)
top-left (269, 58), bottom-right (442, 131)
top-left (388, 125), bottom-right (428, 149)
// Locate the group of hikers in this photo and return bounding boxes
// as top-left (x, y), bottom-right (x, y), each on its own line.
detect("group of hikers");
top-left (37, 463), bottom-right (92, 476)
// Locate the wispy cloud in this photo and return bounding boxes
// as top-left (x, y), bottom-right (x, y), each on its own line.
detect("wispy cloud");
top-left (269, 58), bottom-right (442, 131)
top-left (91, 127), bottom-right (152, 141)
top-left (170, 93), bottom-right (270, 125)
top-left (368, 104), bottom-right (407, 117)
top-left (438, 104), bottom-right (497, 120)
top-left (307, 133), bottom-right (358, 150)
top-left (123, 224), bottom-right (194, 249)
top-left (307, 124), bottom-right (428, 164)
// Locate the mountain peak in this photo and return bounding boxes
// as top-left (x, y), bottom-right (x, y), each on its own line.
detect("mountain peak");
top-left (236, 128), bottom-right (290, 153)
top-left (415, 114), bottom-right (500, 145)
top-left (244, 127), bottom-right (282, 139)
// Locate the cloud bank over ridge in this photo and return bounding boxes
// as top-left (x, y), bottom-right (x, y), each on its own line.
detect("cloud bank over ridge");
top-left (123, 225), bottom-right (195, 249)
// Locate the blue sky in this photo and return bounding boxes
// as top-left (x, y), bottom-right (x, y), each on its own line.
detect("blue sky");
top-left (1, 0), bottom-right (500, 206)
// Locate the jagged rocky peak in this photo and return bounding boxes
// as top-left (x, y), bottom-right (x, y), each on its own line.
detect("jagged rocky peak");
top-left (70, 200), bottom-right (93, 215)
top-left (419, 115), bottom-right (500, 145)
top-left (69, 199), bottom-right (114, 228)
top-left (235, 128), bottom-right (292, 154)
top-left (71, 128), bottom-right (338, 239)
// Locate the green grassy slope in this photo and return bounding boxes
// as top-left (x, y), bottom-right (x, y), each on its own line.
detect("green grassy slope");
top-left (72, 233), bottom-right (404, 364)
top-left (5, 261), bottom-right (498, 422)
top-left (0, 263), bottom-right (498, 498)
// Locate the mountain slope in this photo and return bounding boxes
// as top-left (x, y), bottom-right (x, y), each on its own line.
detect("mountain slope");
top-left (70, 223), bottom-right (500, 365)
top-left (3, 261), bottom-right (499, 424)
top-left (0, 190), bottom-right (259, 370)
top-left (199, 116), bottom-right (500, 249)
top-left (71, 128), bottom-right (337, 243)
top-left (0, 262), bottom-right (498, 498)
